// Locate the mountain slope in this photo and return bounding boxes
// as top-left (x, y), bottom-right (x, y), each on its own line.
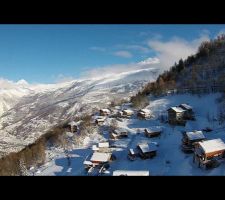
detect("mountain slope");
top-left (0, 67), bottom-right (159, 158)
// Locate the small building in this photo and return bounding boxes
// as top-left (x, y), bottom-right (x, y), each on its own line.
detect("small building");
top-left (167, 106), bottom-right (186, 125)
top-left (110, 128), bottom-right (128, 139)
top-left (99, 108), bottom-right (111, 116)
top-left (144, 127), bottom-right (162, 138)
top-left (127, 148), bottom-right (138, 161)
top-left (113, 170), bottom-right (149, 176)
top-left (182, 131), bottom-right (205, 153)
top-left (137, 143), bottom-right (157, 159)
top-left (68, 121), bottom-right (82, 133)
top-left (90, 152), bottom-right (112, 166)
top-left (95, 117), bottom-right (105, 125)
top-left (179, 103), bottom-right (195, 120)
top-left (137, 109), bottom-right (151, 119)
top-left (194, 139), bottom-right (225, 169)
top-left (122, 109), bottom-right (134, 117)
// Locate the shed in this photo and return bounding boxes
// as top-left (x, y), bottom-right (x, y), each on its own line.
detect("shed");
top-left (99, 108), bottom-right (111, 116)
top-left (110, 128), bottom-right (128, 139)
top-left (167, 106), bottom-right (186, 125)
top-left (90, 152), bottom-right (112, 164)
top-left (144, 127), bottom-right (162, 138)
top-left (68, 121), bottom-right (82, 133)
top-left (179, 104), bottom-right (194, 120)
top-left (137, 143), bottom-right (157, 159)
top-left (122, 109), bottom-right (134, 117)
top-left (137, 109), bottom-right (151, 119)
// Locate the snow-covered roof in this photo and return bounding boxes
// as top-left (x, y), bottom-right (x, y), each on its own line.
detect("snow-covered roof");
top-left (138, 143), bottom-right (157, 153)
top-left (129, 148), bottom-right (135, 155)
top-left (90, 152), bottom-right (111, 162)
top-left (179, 104), bottom-right (192, 110)
top-left (139, 109), bottom-right (150, 114)
top-left (168, 106), bottom-right (185, 113)
top-left (100, 108), bottom-right (111, 113)
top-left (186, 131), bottom-right (205, 141)
top-left (145, 126), bottom-right (162, 132)
top-left (114, 128), bottom-right (128, 135)
top-left (83, 160), bottom-right (93, 165)
top-left (122, 109), bottom-right (134, 114)
top-left (113, 170), bottom-right (149, 176)
top-left (95, 117), bottom-right (105, 122)
top-left (98, 142), bottom-right (109, 148)
top-left (199, 139), bottom-right (225, 154)
top-left (68, 120), bottom-right (82, 126)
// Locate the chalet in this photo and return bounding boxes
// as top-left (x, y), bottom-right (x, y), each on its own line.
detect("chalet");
top-left (194, 139), bottom-right (225, 169)
top-left (144, 127), bottom-right (162, 138)
top-left (113, 170), bottom-right (149, 176)
top-left (179, 104), bottom-right (195, 120)
top-left (122, 109), bottom-right (134, 117)
top-left (137, 109), bottom-right (151, 119)
top-left (90, 152), bottom-right (112, 166)
top-left (110, 128), bottom-right (128, 139)
top-left (99, 108), bottom-right (111, 116)
top-left (167, 106), bottom-right (186, 125)
top-left (68, 121), bottom-right (82, 133)
top-left (137, 143), bottom-right (157, 159)
top-left (95, 117), bottom-right (105, 125)
top-left (182, 131), bottom-right (205, 153)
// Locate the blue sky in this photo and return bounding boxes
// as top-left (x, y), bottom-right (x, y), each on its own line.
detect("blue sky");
top-left (0, 24), bottom-right (225, 83)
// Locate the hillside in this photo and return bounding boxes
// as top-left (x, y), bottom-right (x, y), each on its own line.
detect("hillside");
top-left (141, 34), bottom-right (225, 96)
top-left (0, 67), bottom-right (159, 159)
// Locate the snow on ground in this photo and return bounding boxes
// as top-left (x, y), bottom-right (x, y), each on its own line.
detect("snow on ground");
top-left (33, 93), bottom-right (225, 176)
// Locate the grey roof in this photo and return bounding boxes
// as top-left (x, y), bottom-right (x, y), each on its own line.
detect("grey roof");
top-left (138, 143), bottom-right (157, 153)
top-left (168, 106), bottom-right (185, 113)
top-left (179, 104), bottom-right (192, 110)
top-left (185, 131), bottom-right (205, 141)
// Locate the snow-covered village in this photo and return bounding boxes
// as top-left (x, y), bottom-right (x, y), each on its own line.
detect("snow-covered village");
top-left (1, 25), bottom-right (225, 176)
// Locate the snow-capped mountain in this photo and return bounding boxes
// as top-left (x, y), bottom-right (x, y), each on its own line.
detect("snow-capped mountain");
top-left (0, 67), bottom-right (159, 158)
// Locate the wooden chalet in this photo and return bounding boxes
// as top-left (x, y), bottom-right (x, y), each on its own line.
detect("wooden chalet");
top-left (144, 127), bottom-right (162, 138)
top-left (137, 109), bottom-right (151, 119)
top-left (68, 121), bottom-right (82, 133)
top-left (167, 106), bottom-right (186, 125)
top-left (179, 104), bottom-right (195, 120)
top-left (95, 117), bottom-right (105, 125)
top-left (121, 109), bottom-right (134, 117)
top-left (181, 131), bottom-right (205, 153)
top-left (89, 152), bottom-right (112, 166)
top-left (110, 128), bottom-right (128, 140)
top-left (99, 108), bottom-right (111, 116)
top-left (194, 139), bottom-right (225, 169)
top-left (137, 143), bottom-right (157, 159)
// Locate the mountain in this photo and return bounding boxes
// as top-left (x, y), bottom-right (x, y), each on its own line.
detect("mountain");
top-left (0, 67), bottom-right (159, 158)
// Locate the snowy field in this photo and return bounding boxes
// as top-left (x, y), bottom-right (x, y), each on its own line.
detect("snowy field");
top-left (34, 93), bottom-right (225, 176)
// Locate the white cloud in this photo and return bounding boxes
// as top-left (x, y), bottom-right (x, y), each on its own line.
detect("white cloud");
top-left (113, 50), bottom-right (133, 58)
top-left (89, 46), bottom-right (106, 52)
top-left (54, 74), bottom-right (75, 83)
top-left (124, 45), bottom-right (149, 53)
top-left (147, 33), bottom-right (210, 70)
top-left (81, 57), bottom-right (159, 79)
